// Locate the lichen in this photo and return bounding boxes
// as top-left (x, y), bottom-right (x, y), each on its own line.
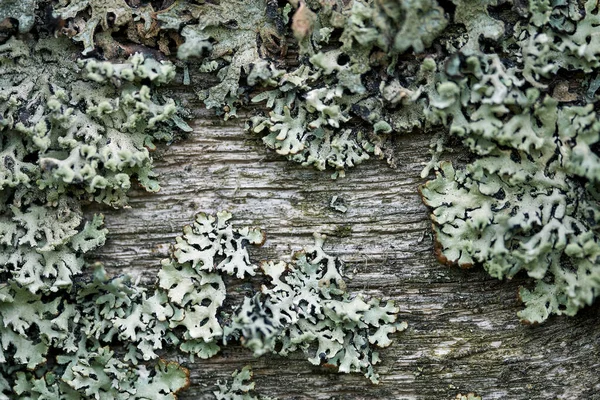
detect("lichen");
top-left (3, 0), bottom-right (600, 397)
top-left (518, 0), bottom-right (600, 86)
top-left (53, 0), bottom-right (133, 54)
top-left (245, 0), bottom-right (446, 177)
top-left (214, 366), bottom-right (276, 400)
top-left (156, 214), bottom-right (404, 382)
top-left (0, 0), bottom-right (37, 33)
top-left (224, 233), bottom-right (405, 383)
top-left (419, 3), bottom-right (600, 324)
top-left (0, 3), bottom-right (406, 394)
top-left (177, 0), bottom-right (285, 116)
top-left (0, 36), bottom-right (187, 207)
top-left (0, 258), bottom-right (192, 398)
top-left (158, 211), bottom-right (265, 360)
top-left (0, 206), bottom-right (403, 396)
top-left (0, 10), bottom-right (192, 398)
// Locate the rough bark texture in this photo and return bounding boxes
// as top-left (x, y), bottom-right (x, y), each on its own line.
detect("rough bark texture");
top-left (88, 109), bottom-right (600, 400)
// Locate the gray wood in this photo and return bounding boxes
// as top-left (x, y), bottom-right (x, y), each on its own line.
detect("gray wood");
top-left (88, 111), bottom-right (600, 400)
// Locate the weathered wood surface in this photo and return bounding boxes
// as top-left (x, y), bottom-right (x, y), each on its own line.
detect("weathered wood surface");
top-left (89, 110), bottom-right (600, 400)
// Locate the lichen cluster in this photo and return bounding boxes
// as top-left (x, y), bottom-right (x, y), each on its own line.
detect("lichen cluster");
top-left (0, 208), bottom-right (401, 397)
top-left (171, 0), bottom-right (599, 325)
top-left (244, 0), bottom-right (448, 177)
top-left (0, 22), bottom-right (193, 399)
top-left (1, 1), bottom-right (407, 396)
top-left (417, 2), bottom-right (600, 324)
top-left (159, 213), bottom-right (402, 383)
top-left (213, 366), bottom-right (275, 400)
top-left (174, 0), bottom-right (600, 323)
top-left (1, 0), bottom-right (600, 397)
top-left (226, 233), bottom-right (405, 383)
top-left (177, 0), bottom-right (597, 324)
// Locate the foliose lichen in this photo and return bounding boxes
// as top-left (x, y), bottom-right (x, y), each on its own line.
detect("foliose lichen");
top-left (0, 8), bottom-right (192, 397)
top-left (213, 366), bottom-right (276, 400)
top-left (157, 213), bottom-right (404, 382)
top-left (0, 36), bottom-right (187, 208)
top-left (1, 207), bottom-right (403, 397)
top-left (177, 0), bottom-right (285, 116)
top-left (0, 30), bottom-right (190, 306)
top-left (226, 0), bottom-right (600, 323)
top-left (0, 0), bottom-right (37, 33)
top-left (1, 1), bottom-right (409, 396)
top-left (3, 0), bottom-right (600, 397)
top-left (225, 233), bottom-right (406, 383)
top-left (157, 210), bottom-right (266, 360)
top-left (419, 2), bottom-right (600, 324)
top-left (244, 0), bottom-right (447, 177)
top-left (53, 0), bottom-right (134, 54)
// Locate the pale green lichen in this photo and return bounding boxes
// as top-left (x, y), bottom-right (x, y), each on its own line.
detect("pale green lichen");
top-left (0, 199), bottom-right (106, 293)
top-left (224, 233), bottom-right (406, 383)
top-left (52, 0), bottom-right (198, 58)
top-left (0, 262), bottom-right (192, 399)
top-left (0, 36), bottom-right (186, 207)
top-left (245, 0), bottom-right (446, 177)
top-left (519, 0), bottom-right (600, 86)
top-left (158, 214), bottom-right (403, 381)
top-left (0, 11), bottom-right (191, 398)
top-left (177, 0), bottom-right (285, 117)
top-left (53, 0), bottom-right (133, 54)
top-left (3, 0), bottom-right (600, 397)
top-left (158, 211), bottom-right (265, 360)
top-left (0, 206), bottom-right (403, 397)
top-left (419, 2), bottom-right (600, 323)
top-left (214, 366), bottom-right (276, 400)
top-left (0, 36), bottom-right (168, 347)
top-left (0, 0), bottom-right (37, 33)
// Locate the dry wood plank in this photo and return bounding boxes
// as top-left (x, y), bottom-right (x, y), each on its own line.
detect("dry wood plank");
top-left (88, 116), bottom-right (600, 400)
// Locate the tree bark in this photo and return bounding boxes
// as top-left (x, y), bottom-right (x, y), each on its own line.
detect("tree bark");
top-left (88, 111), bottom-right (600, 400)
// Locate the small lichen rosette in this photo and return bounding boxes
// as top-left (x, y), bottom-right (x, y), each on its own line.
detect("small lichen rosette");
top-left (225, 233), bottom-right (406, 383)
top-left (213, 366), bottom-right (276, 400)
top-left (158, 211), bottom-right (265, 360)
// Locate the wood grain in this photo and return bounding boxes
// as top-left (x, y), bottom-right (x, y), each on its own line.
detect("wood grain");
top-left (88, 113), bottom-right (600, 400)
